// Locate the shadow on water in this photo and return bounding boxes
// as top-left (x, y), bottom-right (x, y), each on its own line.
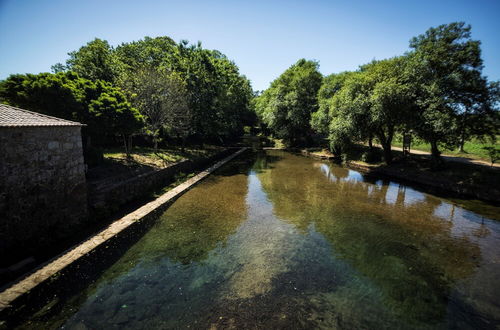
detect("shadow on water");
top-left (4, 150), bottom-right (500, 329)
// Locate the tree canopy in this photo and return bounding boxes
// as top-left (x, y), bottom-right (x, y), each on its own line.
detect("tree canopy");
top-left (406, 22), bottom-right (492, 160)
top-left (2, 35), bottom-right (255, 153)
top-left (254, 23), bottom-right (497, 163)
top-left (0, 72), bottom-right (143, 149)
top-left (255, 59), bottom-right (323, 146)
top-left (1, 24), bottom-right (498, 165)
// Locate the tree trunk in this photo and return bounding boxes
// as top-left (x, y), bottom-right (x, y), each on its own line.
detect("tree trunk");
top-left (368, 135), bottom-right (373, 150)
top-left (382, 143), bottom-right (392, 165)
top-left (430, 139), bottom-right (442, 167)
top-left (458, 133), bottom-right (466, 153)
top-left (430, 139), bottom-right (440, 159)
top-left (178, 133), bottom-right (185, 152)
top-left (122, 134), bottom-right (131, 159)
top-left (378, 127), bottom-right (393, 165)
top-left (457, 114), bottom-right (467, 153)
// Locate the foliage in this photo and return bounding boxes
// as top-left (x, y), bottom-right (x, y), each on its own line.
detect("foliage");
top-left (255, 59), bottom-right (323, 146)
top-left (0, 72), bottom-right (143, 152)
top-left (482, 146), bottom-right (500, 165)
top-left (55, 38), bottom-right (120, 82)
top-left (7, 35), bottom-right (255, 149)
top-left (311, 71), bottom-right (354, 135)
top-left (407, 22), bottom-right (491, 161)
top-left (121, 67), bottom-right (191, 149)
top-left (114, 37), bottom-right (254, 142)
top-left (320, 57), bottom-right (414, 163)
top-left (304, 22), bottom-right (497, 165)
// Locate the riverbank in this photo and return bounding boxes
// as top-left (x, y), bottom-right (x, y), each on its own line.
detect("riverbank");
top-left (296, 148), bottom-right (500, 204)
top-left (346, 158), bottom-right (500, 204)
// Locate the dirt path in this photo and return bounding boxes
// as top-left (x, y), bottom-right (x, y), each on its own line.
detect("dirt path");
top-left (390, 145), bottom-right (499, 168)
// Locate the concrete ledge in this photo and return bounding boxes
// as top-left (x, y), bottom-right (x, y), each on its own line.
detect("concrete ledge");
top-left (0, 147), bottom-right (248, 313)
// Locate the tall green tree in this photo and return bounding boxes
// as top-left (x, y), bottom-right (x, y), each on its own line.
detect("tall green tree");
top-left (116, 37), bottom-right (253, 142)
top-left (319, 57), bottom-right (414, 164)
top-left (122, 67), bottom-right (190, 150)
top-left (256, 59), bottom-right (323, 146)
top-left (407, 22), bottom-right (489, 162)
top-left (53, 36), bottom-right (254, 143)
top-left (311, 71), bottom-right (355, 143)
top-left (87, 86), bottom-right (143, 156)
top-left (55, 38), bottom-right (120, 83)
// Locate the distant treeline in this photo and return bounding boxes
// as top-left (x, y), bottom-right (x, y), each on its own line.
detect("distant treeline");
top-left (255, 22), bottom-right (499, 164)
top-left (0, 36), bottom-right (255, 154)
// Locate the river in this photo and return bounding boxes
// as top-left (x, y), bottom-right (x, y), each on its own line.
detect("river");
top-left (16, 150), bottom-right (500, 329)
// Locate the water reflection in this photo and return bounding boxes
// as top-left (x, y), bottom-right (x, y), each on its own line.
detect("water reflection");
top-left (257, 151), bottom-right (498, 327)
top-left (14, 150), bottom-right (500, 329)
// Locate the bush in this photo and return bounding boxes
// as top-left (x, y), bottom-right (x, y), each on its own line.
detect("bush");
top-left (361, 149), bottom-right (382, 163)
top-left (483, 146), bottom-right (500, 165)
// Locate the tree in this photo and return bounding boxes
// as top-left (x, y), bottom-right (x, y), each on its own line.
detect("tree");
top-left (255, 59), bottom-right (323, 146)
top-left (122, 67), bottom-right (190, 150)
top-left (209, 51), bottom-right (254, 141)
top-left (88, 87), bottom-right (143, 157)
top-left (55, 38), bottom-right (120, 83)
top-left (407, 22), bottom-right (489, 163)
top-left (0, 72), bottom-right (87, 121)
top-left (364, 58), bottom-right (416, 163)
top-left (320, 58), bottom-right (414, 164)
top-left (115, 37), bottom-right (253, 142)
top-left (321, 71), bottom-right (369, 155)
top-left (114, 36), bottom-right (178, 74)
top-left (311, 71), bottom-right (355, 150)
top-left (0, 72), bottom-right (143, 154)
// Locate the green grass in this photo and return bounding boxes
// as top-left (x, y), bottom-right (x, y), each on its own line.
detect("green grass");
top-left (392, 135), bottom-right (499, 162)
top-left (103, 146), bottom-right (221, 168)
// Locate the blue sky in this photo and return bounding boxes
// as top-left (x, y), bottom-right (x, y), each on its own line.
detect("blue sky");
top-left (0, 0), bottom-right (499, 91)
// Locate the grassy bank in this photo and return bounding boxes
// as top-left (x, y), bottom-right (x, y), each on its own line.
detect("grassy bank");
top-left (85, 146), bottom-right (224, 183)
top-left (103, 145), bottom-right (223, 168)
top-left (392, 135), bottom-right (498, 162)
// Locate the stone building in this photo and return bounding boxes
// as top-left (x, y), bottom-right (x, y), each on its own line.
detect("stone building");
top-left (0, 104), bottom-right (88, 266)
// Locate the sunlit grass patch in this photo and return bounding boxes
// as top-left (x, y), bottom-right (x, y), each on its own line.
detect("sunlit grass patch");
top-left (103, 146), bottom-right (219, 168)
top-left (392, 135), bottom-right (499, 161)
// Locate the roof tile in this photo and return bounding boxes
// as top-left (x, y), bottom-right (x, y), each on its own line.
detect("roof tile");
top-left (0, 103), bottom-right (83, 127)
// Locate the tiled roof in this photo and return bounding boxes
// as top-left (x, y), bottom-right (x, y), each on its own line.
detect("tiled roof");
top-left (0, 103), bottom-right (83, 127)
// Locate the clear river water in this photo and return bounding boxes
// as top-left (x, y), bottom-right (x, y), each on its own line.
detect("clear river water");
top-left (15, 150), bottom-right (500, 329)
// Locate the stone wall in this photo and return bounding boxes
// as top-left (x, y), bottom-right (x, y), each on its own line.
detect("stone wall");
top-left (0, 126), bottom-right (88, 266)
top-left (88, 149), bottom-right (234, 219)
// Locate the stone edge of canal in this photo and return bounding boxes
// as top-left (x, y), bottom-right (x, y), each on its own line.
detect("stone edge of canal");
top-left (0, 147), bottom-right (248, 317)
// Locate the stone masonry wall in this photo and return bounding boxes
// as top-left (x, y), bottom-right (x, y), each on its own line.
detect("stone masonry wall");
top-left (0, 126), bottom-right (88, 265)
top-left (88, 149), bottom-right (234, 219)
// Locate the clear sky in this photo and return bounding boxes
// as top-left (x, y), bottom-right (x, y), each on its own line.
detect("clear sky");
top-left (0, 0), bottom-right (499, 91)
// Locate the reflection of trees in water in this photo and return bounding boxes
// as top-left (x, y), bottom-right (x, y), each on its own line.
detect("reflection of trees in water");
top-left (257, 151), bottom-right (481, 323)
